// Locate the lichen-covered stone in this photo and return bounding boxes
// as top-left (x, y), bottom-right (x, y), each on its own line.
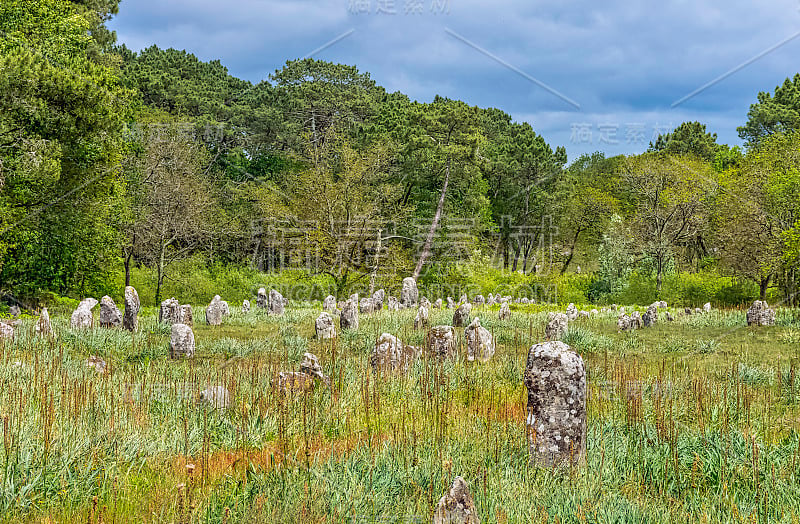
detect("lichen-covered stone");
top-left (524, 341), bottom-right (586, 468)
top-left (198, 385), bottom-right (231, 409)
top-left (386, 296), bottom-right (400, 311)
top-left (123, 286), bottom-right (140, 332)
top-left (565, 303), bottom-right (579, 321)
top-left (206, 296), bottom-right (226, 326)
top-left (99, 295), bottom-right (122, 328)
top-left (256, 288), bottom-right (268, 309)
top-left (433, 298), bottom-right (443, 309)
top-left (498, 301), bottom-right (511, 320)
top-left (428, 325), bottom-right (457, 359)
top-left (370, 333), bottom-right (420, 373)
top-left (340, 296), bottom-right (359, 330)
top-left (86, 356), bottom-right (107, 374)
top-left (323, 295), bottom-right (337, 313)
top-left (642, 305), bottom-right (658, 327)
top-left (70, 298), bottom-right (98, 329)
top-left (170, 323), bottom-right (195, 358)
top-left (360, 297), bottom-right (378, 314)
top-left (242, 300), bottom-right (251, 313)
top-left (452, 302), bottom-right (472, 327)
top-left (747, 300), bottom-right (776, 326)
top-left (181, 305), bottom-right (193, 326)
top-left (465, 317), bottom-right (494, 362)
top-left (159, 298), bottom-right (182, 325)
top-left (400, 277), bottom-right (418, 308)
top-left (372, 289), bottom-right (385, 310)
top-left (433, 476), bottom-right (480, 524)
top-left (414, 305), bottom-right (429, 329)
top-left (315, 312), bottom-right (337, 340)
top-left (545, 312), bottom-right (568, 340)
top-left (36, 308), bottom-right (52, 336)
top-left (269, 289), bottom-right (285, 315)
top-left (300, 352), bottom-right (329, 385)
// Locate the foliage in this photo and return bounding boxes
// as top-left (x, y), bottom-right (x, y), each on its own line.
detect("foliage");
top-left (738, 74), bottom-right (800, 146)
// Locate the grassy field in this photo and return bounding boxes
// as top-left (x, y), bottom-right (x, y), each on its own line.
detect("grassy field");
top-left (1, 301), bottom-right (799, 523)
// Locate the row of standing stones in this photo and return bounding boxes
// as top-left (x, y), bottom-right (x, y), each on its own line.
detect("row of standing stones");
top-left (0, 279), bottom-right (782, 517)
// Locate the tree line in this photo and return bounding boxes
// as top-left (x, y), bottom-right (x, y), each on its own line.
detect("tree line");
top-left (1, 0), bottom-right (799, 305)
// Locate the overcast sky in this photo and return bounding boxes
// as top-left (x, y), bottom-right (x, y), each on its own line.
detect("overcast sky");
top-left (109, 0), bottom-right (800, 159)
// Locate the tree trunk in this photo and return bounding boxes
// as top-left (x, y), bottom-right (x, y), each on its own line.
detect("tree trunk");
top-left (413, 157), bottom-right (451, 280)
top-left (369, 228), bottom-right (382, 295)
top-left (759, 274), bottom-right (771, 301)
top-left (656, 257), bottom-right (664, 293)
top-left (560, 228), bottom-right (582, 275)
top-left (155, 244), bottom-right (166, 306)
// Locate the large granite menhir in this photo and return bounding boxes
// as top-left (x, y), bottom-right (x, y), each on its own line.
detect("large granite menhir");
top-left (523, 341), bottom-right (586, 468)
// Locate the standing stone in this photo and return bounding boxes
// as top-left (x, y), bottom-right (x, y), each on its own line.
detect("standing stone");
top-left (36, 308), bottom-right (52, 336)
top-left (465, 318), bottom-right (494, 362)
top-left (524, 341), bottom-right (587, 468)
top-left (0, 320), bottom-right (18, 340)
top-left (99, 296), bottom-right (122, 328)
top-left (8, 306), bottom-right (20, 318)
top-left (642, 305), bottom-right (658, 327)
top-left (617, 314), bottom-right (632, 332)
top-left (269, 289), bottom-right (285, 315)
top-left (370, 333), bottom-right (420, 373)
top-left (545, 312), bottom-right (568, 341)
top-left (315, 312), bottom-right (337, 340)
top-left (400, 277), bottom-right (419, 308)
top-left (453, 302), bottom-right (472, 327)
top-left (498, 301), bottom-right (511, 320)
top-left (181, 305), bottom-right (193, 326)
top-left (256, 288), bottom-right (268, 309)
top-left (695, 307), bottom-right (702, 315)
top-left (159, 298), bottom-right (182, 325)
top-left (459, 294), bottom-right (468, 304)
top-left (474, 295), bottom-right (485, 305)
top-left (170, 324), bottom-right (195, 358)
top-left (242, 300), bottom-right (251, 313)
top-left (372, 289), bottom-right (385, 310)
top-left (340, 297), bottom-right (359, 330)
top-left (205, 296), bottom-right (226, 326)
top-left (630, 311), bottom-right (643, 329)
top-left (665, 312), bottom-right (675, 322)
top-left (360, 297), bottom-right (377, 314)
top-left (123, 286), bottom-right (140, 332)
top-left (747, 300), bottom-right (776, 326)
top-left (487, 293), bottom-right (496, 305)
top-left (86, 356), bottom-right (107, 374)
top-left (414, 305), bottom-right (429, 329)
top-left (565, 303), bottom-right (579, 321)
top-left (300, 352), bottom-right (330, 385)
top-left (433, 298), bottom-right (443, 309)
top-left (198, 385), bottom-right (231, 410)
top-left (446, 297), bottom-right (455, 309)
top-left (220, 300), bottom-right (230, 317)
top-left (420, 296), bottom-right (431, 310)
top-left (323, 295), bottom-right (337, 313)
top-left (428, 325), bottom-right (457, 359)
top-left (70, 298), bottom-right (98, 329)
top-left (386, 296), bottom-right (400, 311)
top-left (703, 302), bottom-right (712, 313)
top-left (433, 476), bottom-right (480, 524)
